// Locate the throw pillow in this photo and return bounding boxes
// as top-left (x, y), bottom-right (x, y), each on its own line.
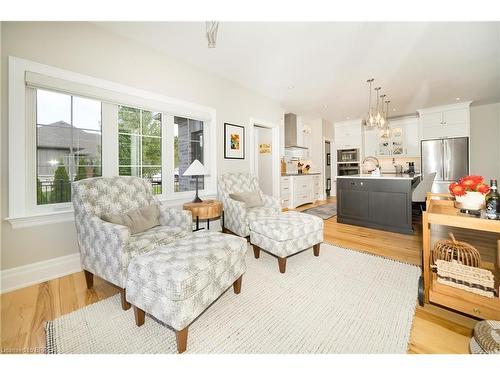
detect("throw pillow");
top-left (229, 191), bottom-right (264, 208)
top-left (102, 204), bottom-right (160, 235)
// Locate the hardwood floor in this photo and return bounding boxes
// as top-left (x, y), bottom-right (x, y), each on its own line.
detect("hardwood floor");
top-left (1, 197), bottom-right (478, 354)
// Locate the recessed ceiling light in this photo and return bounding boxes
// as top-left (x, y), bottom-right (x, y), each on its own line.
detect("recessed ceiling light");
top-left (455, 97), bottom-right (461, 101)
top-left (287, 85), bottom-right (295, 89)
top-left (392, 108), bottom-right (397, 112)
top-left (323, 105), bottom-right (328, 109)
top-left (346, 116), bottom-right (350, 120)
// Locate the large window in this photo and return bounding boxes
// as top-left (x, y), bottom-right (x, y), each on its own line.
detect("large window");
top-left (174, 116), bottom-right (204, 192)
top-left (118, 106), bottom-right (162, 194)
top-left (36, 89), bottom-right (102, 205)
top-left (8, 58), bottom-right (217, 226)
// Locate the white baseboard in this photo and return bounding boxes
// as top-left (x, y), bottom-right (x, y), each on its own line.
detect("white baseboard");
top-left (0, 253), bottom-right (82, 294)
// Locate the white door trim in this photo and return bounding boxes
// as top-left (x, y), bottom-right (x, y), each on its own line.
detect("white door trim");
top-left (323, 137), bottom-right (334, 199)
top-left (249, 118), bottom-right (280, 198)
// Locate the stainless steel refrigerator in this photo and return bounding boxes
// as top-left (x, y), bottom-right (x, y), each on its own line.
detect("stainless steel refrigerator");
top-left (421, 137), bottom-right (469, 193)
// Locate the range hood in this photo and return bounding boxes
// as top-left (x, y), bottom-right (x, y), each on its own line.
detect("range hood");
top-left (284, 113), bottom-right (308, 150)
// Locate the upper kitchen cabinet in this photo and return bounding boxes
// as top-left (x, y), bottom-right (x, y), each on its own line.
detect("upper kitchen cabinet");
top-left (392, 117), bottom-right (419, 157)
top-left (363, 128), bottom-right (379, 157)
top-left (334, 119), bottom-right (362, 149)
top-left (362, 117), bottom-right (420, 157)
top-left (418, 102), bottom-right (471, 140)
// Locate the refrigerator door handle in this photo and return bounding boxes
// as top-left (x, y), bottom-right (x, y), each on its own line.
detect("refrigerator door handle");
top-left (442, 140), bottom-right (448, 181)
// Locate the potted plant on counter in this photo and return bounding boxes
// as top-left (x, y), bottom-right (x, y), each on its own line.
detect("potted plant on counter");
top-left (449, 175), bottom-right (490, 210)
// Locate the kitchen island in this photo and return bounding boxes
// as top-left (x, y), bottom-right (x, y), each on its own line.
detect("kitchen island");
top-left (336, 174), bottom-right (421, 234)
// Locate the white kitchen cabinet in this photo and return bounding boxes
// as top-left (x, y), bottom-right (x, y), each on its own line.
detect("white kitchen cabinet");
top-left (418, 102), bottom-right (471, 140)
top-left (312, 174), bottom-right (322, 201)
top-left (362, 117), bottom-right (420, 157)
top-left (404, 119), bottom-right (420, 157)
top-left (363, 128), bottom-right (379, 158)
top-left (281, 174), bottom-right (322, 209)
top-left (292, 175), bottom-right (313, 208)
top-left (334, 119), bottom-right (362, 149)
top-left (280, 176), bottom-right (291, 208)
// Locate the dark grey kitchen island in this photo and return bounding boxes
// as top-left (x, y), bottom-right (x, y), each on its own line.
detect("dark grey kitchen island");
top-left (336, 174), bottom-right (421, 234)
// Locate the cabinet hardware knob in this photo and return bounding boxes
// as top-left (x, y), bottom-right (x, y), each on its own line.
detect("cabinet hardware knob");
top-left (473, 307), bottom-right (481, 314)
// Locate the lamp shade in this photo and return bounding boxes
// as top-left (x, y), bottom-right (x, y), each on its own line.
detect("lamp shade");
top-left (183, 159), bottom-right (207, 176)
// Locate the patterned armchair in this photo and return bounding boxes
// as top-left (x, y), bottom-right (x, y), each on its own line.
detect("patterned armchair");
top-left (72, 176), bottom-right (192, 310)
top-left (217, 173), bottom-right (281, 237)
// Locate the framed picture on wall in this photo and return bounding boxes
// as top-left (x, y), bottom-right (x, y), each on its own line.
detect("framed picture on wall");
top-left (224, 123), bottom-right (245, 159)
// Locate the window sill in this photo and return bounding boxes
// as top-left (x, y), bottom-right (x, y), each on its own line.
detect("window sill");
top-left (5, 191), bottom-right (218, 229)
top-left (5, 210), bottom-right (75, 229)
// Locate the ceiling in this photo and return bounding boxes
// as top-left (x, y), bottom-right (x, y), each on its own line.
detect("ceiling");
top-left (95, 22), bottom-right (500, 123)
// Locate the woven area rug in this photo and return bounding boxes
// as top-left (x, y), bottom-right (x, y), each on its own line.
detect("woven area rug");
top-left (301, 203), bottom-right (337, 220)
top-left (45, 243), bottom-right (420, 354)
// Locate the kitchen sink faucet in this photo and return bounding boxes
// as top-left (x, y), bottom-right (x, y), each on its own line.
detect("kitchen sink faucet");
top-left (362, 156), bottom-right (380, 172)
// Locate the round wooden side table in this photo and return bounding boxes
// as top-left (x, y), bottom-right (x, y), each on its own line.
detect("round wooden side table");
top-left (182, 199), bottom-right (223, 231)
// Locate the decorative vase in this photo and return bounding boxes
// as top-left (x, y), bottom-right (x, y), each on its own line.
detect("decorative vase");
top-left (454, 191), bottom-right (486, 210)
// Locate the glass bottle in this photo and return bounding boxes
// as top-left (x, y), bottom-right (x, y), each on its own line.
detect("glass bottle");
top-left (485, 179), bottom-right (499, 220)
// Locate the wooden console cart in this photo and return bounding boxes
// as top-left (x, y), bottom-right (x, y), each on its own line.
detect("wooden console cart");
top-left (420, 193), bottom-right (500, 320)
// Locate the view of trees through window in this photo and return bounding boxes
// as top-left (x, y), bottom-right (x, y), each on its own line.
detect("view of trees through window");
top-left (174, 116), bottom-right (204, 192)
top-left (118, 106), bottom-right (162, 194)
top-left (35, 93), bottom-right (205, 204)
top-left (36, 89), bottom-right (102, 205)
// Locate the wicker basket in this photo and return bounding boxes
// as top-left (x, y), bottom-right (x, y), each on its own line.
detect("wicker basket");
top-left (436, 259), bottom-right (496, 298)
top-left (432, 233), bottom-right (481, 267)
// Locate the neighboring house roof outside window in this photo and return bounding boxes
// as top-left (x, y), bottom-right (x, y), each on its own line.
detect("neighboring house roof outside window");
top-left (37, 121), bottom-right (101, 158)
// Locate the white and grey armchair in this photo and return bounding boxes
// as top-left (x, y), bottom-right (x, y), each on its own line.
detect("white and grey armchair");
top-left (72, 176), bottom-right (192, 310)
top-left (217, 173), bottom-right (281, 237)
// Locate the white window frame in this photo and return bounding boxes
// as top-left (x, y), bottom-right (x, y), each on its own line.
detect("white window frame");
top-left (7, 56), bottom-right (217, 228)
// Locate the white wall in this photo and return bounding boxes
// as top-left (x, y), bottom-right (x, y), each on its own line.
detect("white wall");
top-left (322, 119), bottom-right (334, 140)
top-left (1, 22), bottom-right (285, 271)
top-left (470, 102), bottom-right (500, 181)
top-left (301, 117), bottom-right (323, 173)
top-left (0, 22), bottom-right (2, 271)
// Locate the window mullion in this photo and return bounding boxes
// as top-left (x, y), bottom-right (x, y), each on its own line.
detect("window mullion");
top-left (164, 114), bottom-right (174, 196)
top-left (139, 109), bottom-right (143, 178)
top-left (69, 96), bottom-right (74, 181)
top-left (102, 102), bottom-right (118, 177)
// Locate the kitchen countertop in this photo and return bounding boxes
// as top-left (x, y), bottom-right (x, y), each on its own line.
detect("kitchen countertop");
top-left (336, 173), bottom-right (421, 180)
top-left (281, 173), bottom-right (321, 176)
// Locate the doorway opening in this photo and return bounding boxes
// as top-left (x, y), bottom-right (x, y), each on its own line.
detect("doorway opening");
top-left (250, 119), bottom-right (280, 198)
top-left (253, 126), bottom-right (273, 195)
top-left (324, 140), bottom-right (332, 197)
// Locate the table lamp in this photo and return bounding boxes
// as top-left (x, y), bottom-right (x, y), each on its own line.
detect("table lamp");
top-left (183, 159), bottom-right (207, 203)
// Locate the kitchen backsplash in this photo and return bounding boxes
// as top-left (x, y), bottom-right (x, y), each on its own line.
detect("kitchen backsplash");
top-left (378, 157), bottom-right (420, 173)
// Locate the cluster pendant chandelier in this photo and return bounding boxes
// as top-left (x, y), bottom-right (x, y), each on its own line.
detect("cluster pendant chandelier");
top-left (363, 78), bottom-right (391, 133)
top-left (206, 21), bottom-right (219, 48)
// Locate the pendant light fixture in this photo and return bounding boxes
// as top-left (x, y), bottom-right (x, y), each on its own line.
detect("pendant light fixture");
top-left (382, 100), bottom-right (391, 137)
top-left (374, 87), bottom-right (382, 127)
top-left (363, 78), bottom-right (392, 132)
top-left (363, 78), bottom-right (375, 129)
top-left (378, 94), bottom-right (387, 129)
top-left (206, 21), bottom-right (219, 48)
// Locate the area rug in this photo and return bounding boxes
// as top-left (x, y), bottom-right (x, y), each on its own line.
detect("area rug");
top-left (45, 243), bottom-right (420, 354)
top-left (301, 203), bottom-right (337, 220)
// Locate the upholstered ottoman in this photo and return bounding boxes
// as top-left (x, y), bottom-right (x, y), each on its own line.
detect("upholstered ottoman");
top-left (125, 231), bottom-right (247, 353)
top-left (249, 211), bottom-right (324, 273)
top-left (470, 320), bottom-right (500, 354)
